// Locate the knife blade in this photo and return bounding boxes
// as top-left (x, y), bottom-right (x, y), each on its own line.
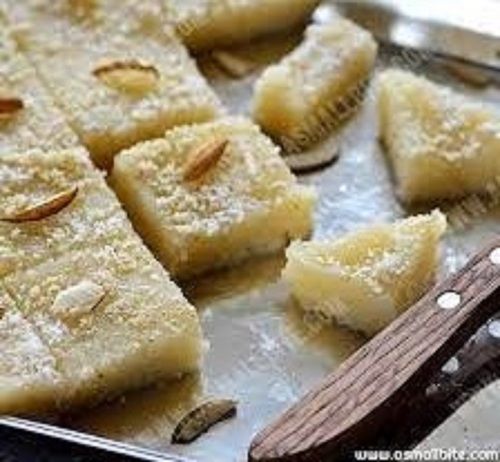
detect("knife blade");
top-left (315, 0), bottom-right (500, 83)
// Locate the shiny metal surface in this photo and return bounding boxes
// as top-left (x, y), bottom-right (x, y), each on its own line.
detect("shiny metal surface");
top-left (12, 5), bottom-right (500, 462)
top-left (64, 27), bottom-right (500, 461)
top-left (418, 379), bottom-right (500, 452)
top-left (325, 0), bottom-right (500, 75)
top-left (0, 417), bottom-right (193, 462)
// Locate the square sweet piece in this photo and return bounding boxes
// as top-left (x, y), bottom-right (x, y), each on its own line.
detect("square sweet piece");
top-left (4, 241), bottom-right (202, 409)
top-left (0, 290), bottom-right (63, 415)
top-left (111, 117), bottom-right (316, 279)
top-left (0, 149), bottom-right (202, 412)
top-left (0, 148), bottom-right (123, 278)
top-left (283, 211), bottom-right (447, 336)
top-left (1, 0), bottom-right (223, 169)
top-left (165, 0), bottom-right (320, 51)
top-left (378, 69), bottom-right (500, 203)
top-left (252, 17), bottom-right (377, 152)
top-left (0, 27), bottom-right (79, 155)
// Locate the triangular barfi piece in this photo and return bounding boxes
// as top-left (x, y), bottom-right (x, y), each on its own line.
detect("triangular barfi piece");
top-left (283, 211), bottom-right (447, 336)
top-left (378, 69), bottom-right (500, 203)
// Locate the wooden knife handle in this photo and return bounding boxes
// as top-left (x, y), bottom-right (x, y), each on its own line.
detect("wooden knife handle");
top-left (249, 238), bottom-right (500, 462)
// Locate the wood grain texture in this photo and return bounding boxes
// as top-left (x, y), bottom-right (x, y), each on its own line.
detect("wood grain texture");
top-left (249, 238), bottom-right (500, 462)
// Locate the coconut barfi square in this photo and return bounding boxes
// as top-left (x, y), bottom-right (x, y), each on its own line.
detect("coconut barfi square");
top-left (1, 0), bottom-right (223, 168)
top-left (0, 290), bottom-right (63, 415)
top-left (111, 117), bottom-right (316, 279)
top-left (4, 240), bottom-right (202, 409)
top-left (165, 0), bottom-right (320, 51)
top-left (252, 17), bottom-right (377, 152)
top-left (0, 148), bottom-right (202, 412)
top-left (0, 27), bottom-right (79, 155)
top-left (283, 211), bottom-right (446, 336)
top-left (378, 69), bottom-right (500, 203)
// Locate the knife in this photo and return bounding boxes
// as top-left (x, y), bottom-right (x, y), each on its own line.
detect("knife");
top-left (249, 237), bottom-right (500, 461)
top-left (315, 0), bottom-right (500, 85)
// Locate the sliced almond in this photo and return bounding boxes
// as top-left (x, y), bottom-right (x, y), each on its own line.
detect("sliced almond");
top-left (93, 60), bottom-right (159, 95)
top-left (212, 51), bottom-right (256, 79)
top-left (51, 280), bottom-right (106, 320)
top-left (0, 87), bottom-right (24, 120)
top-left (171, 399), bottom-right (237, 444)
top-left (183, 138), bottom-right (229, 182)
top-left (284, 145), bottom-right (340, 173)
top-left (0, 186), bottom-right (78, 223)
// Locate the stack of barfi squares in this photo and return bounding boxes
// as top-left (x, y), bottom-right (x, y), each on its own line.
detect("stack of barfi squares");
top-left (4, 0), bottom-right (496, 419)
top-left (0, 0), bottom-right (213, 414)
top-left (0, 0), bottom-right (318, 415)
top-left (0, 147), bottom-right (204, 414)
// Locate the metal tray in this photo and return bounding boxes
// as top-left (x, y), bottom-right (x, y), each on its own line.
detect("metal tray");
top-left (18, 12), bottom-right (500, 462)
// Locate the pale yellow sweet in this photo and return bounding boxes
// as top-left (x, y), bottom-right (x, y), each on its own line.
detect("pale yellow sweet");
top-left (252, 17), bottom-right (377, 151)
top-left (165, 0), bottom-right (320, 51)
top-left (378, 69), bottom-right (500, 203)
top-left (0, 290), bottom-right (63, 415)
top-left (283, 211), bottom-right (447, 336)
top-left (0, 149), bottom-right (202, 413)
top-left (0, 148), bottom-right (122, 278)
top-left (1, 0), bottom-right (223, 169)
top-left (4, 242), bottom-right (202, 409)
top-left (111, 117), bottom-right (316, 279)
top-left (0, 27), bottom-right (79, 156)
